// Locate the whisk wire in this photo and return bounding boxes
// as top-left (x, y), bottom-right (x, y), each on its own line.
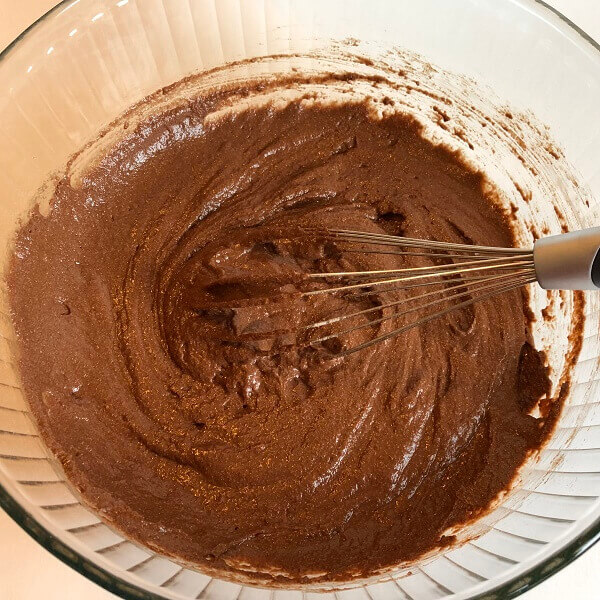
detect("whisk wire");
top-left (309, 228), bottom-right (532, 255)
top-left (339, 248), bottom-right (529, 260)
top-left (309, 272), bottom-right (535, 346)
top-left (348, 272), bottom-right (529, 298)
top-left (332, 275), bottom-right (537, 356)
top-left (211, 227), bottom-right (542, 355)
top-left (308, 254), bottom-right (534, 280)
top-left (304, 260), bottom-right (534, 296)
top-left (307, 270), bottom-right (534, 331)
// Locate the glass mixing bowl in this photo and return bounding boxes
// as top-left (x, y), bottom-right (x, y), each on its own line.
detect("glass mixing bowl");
top-left (1, 1), bottom-right (600, 598)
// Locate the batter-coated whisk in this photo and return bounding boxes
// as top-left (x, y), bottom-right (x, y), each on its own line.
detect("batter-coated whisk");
top-left (215, 227), bottom-right (600, 355)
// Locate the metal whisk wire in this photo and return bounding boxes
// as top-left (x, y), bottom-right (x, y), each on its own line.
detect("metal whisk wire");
top-left (308, 272), bottom-right (536, 355)
top-left (296, 228), bottom-right (537, 355)
top-left (310, 228), bottom-right (531, 254)
top-left (215, 226), bottom-right (600, 356)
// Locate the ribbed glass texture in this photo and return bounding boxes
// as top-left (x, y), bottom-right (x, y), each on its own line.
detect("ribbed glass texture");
top-left (0, 1), bottom-right (599, 599)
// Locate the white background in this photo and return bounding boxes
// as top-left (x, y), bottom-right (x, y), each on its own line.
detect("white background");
top-left (0, 0), bottom-right (599, 598)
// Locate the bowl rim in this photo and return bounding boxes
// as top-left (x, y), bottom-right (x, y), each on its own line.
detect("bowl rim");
top-left (1, 0), bottom-right (599, 598)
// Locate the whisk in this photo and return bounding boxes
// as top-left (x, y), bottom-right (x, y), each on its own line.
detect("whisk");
top-left (213, 227), bottom-right (600, 356)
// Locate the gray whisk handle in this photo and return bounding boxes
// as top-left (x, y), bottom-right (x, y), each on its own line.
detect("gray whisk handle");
top-left (534, 227), bottom-right (600, 290)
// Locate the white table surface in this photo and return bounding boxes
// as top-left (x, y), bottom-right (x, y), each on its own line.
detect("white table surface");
top-left (1, 1), bottom-right (600, 598)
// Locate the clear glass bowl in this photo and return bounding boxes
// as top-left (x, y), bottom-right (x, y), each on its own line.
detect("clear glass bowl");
top-left (1, 1), bottom-right (600, 599)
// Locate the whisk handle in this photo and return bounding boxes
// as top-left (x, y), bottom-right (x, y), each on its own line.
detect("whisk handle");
top-left (534, 227), bottom-right (600, 290)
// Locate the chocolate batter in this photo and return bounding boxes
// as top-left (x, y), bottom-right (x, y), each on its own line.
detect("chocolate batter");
top-left (8, 75), bottom-right (559, 584)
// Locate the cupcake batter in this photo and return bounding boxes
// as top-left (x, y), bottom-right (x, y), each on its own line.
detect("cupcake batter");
top-left (8, 74), bottom-right (557, 583)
